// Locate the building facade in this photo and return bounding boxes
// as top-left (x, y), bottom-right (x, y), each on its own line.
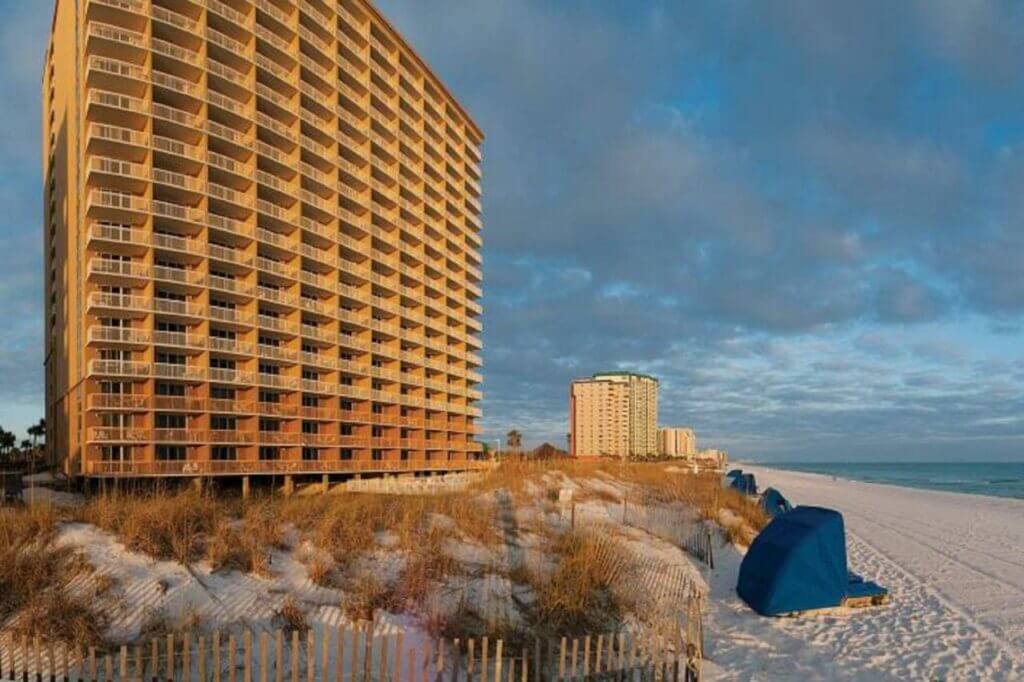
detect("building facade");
top-left (658, 427), bottom-right (696, 458)
top-left (569, 373), bottom-right (658, 458)
top-left (43, 0), bottom-right (485, 479)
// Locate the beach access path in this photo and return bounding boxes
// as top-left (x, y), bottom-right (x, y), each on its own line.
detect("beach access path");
top-left (702, 464), bottom-right (1024, 681)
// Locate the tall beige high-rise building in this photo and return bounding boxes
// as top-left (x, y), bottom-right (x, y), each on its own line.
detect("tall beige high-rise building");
top-left (658, 427), bottom-right (696, 458)
top-left (43, 0), bottom-right (485, 480)
top-left (569, 373), bottom-right (658, 458)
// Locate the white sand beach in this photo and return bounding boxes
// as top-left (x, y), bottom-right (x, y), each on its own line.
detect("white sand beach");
top-left (703, 465), bottom-right (1024, 681)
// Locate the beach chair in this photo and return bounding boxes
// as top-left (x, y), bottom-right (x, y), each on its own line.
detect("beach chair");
top-left (737, 506), bottom-right (889, 616)
top-left (1, 471), bottom-right (24, 504)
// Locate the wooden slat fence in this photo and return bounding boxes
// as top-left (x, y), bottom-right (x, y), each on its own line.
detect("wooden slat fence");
top-left (621, 504), bottom-right (715, 570)
top-left (0, 610), bottom-right (704, 681)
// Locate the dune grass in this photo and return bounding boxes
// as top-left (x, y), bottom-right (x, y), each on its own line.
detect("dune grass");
top-left (0, 504), bottom-right (106, 646)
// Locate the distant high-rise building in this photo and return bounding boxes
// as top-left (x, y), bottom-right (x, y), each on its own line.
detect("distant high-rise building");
top-left (43, 0), bottom-right (485, 480)
top-left (658, 427), bottom-right (696, 458)
top-left (569, 373), bottom-right (658, 457)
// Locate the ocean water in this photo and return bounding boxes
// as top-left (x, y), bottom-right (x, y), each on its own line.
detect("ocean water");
top-left (764, 461), bottom-right (1024, 500)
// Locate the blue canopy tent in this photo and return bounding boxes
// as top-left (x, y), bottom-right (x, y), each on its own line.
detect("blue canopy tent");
top-left (737, 506), bottom-right (888, 615)
top-left (726, 469), bottom-right (743, 479)
top-left (730, 473), bottom-right (758, 496)
top-left (760, 487), bottom-right (793, 518)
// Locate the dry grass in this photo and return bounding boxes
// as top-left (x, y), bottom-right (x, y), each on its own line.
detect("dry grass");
top-left (276, 596), bottom-right (308, 633)
top-left (342, 574), bottom-right (396, 622)
top-left (0, 504), bottom-right (105, 646)
top-left (529, 530), bottom-right (632, 635)
top-left (77, 489), bottom-right (222, 564)
top-left (207, 502), bottom-right (282, 575)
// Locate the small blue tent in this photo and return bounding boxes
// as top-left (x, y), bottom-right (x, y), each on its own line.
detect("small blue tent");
top-left (730, 473), bottom-right (758, 496)
top-left (737, 506), bottom-right (887, 615)
top-left (726, 469), bottom-right (743, 479)
top-left (760, 487), bottom-right (793, 518)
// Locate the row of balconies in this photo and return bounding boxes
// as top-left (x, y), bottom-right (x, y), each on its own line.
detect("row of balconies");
top-left (86, 359), bottom-right (481, 414)
top-left (86, 393), bottom-right (479, 430)
top-left (87, 427), bottom-right (470, 449)
top-left (89, 126), bottom-right (480, 253)
top-left (90, 91), bottom-right (479, 236)
top-left (88, 321), bottom-right (480, 377)
top-left (88, 222), bottom-right (482, 320)
top-left (86, 12), bottom-right (480, 151)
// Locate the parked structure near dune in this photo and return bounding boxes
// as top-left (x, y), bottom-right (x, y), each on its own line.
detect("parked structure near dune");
top-left (43, 0), bottom-right (485, 481)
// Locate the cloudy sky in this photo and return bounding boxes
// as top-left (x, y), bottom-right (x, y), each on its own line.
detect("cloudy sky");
top-left (3, 1), bottom-right (1024, 460)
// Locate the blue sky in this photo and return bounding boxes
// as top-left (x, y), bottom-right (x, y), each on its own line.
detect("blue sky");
top-left (3, 1), bottom-right (1024, 460)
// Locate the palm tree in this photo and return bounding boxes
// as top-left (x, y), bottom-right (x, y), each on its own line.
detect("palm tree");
top-left (0, 428), bottom-right (15, 462)
top-left (27, 419), bottom-right (45, 449)
top-left (20, 439), bottom-right (31, 454)
top-left (506, 429), bottom-right (522, 455)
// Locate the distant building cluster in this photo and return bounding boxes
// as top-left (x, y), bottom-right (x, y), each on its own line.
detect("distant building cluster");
top-left (569, 372), bottom-right (727, 467)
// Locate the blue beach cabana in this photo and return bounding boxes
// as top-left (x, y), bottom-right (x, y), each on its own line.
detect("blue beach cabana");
top-left (730, 473), bottom-right (758, 496)
top-left (737, 506), bottom-right (888, 616)
top-left (760, 487), bottom-right (793, 518)
top-left (726, 469), bottom-right (743, 479)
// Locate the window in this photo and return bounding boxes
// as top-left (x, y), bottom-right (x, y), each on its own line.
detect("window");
top-left (302, 447), bottom-right (319, 461)
top-left (372, 450), bottom-right (383, 461)
top-left (400, 450), bottom-right (410, 461)
top-left (302, 421), bottom-right (318, 434)
top-left (212, 446), bottom-right (236, 461)
top-left (211, 415), bottom-right (236, 430)
top-left (156, 382), bottom-right (185, 396)
top-left (260, 418), bottom-right (280, 432)
top-left (156, 413), bottom-right (186, 429)
top-left (211, 386), bottom-right (235, 400)
top-left (259, 447), bottom-right (279, 461)
top-left (372, 426), bottom-right (383, 437)
top-left (341, 424), bottom-right (354, 436)
top-left (340, 449), bottom-right (353, 460)
top-left (156, 445), bottom-right (186, 461)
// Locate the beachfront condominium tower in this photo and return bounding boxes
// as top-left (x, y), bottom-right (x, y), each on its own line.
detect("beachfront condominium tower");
top-left (569, 373), bottom-right (659, 458)
top-left (657, 427), bottom-right (696, 459)
top-left (43, 0), bottom-right (484, 480)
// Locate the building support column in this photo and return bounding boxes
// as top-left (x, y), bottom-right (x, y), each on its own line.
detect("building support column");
top-left (322, 474), bottom-right (329, 495)
top-left (242, 476), bottom-right (250, 500)
top-left (283, 475), bottom-right (294, 497)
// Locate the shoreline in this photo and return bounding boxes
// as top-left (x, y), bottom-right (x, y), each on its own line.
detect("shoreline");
top-left (736, 461), bottom-right (1024, 503)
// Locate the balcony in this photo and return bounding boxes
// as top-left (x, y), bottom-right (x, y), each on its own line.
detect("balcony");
top-left (207, 27), bottom-right (249, 58)
top-left (88, 189), bottom-right (147, 214)
top-left (152, 199), bottom-right (204, 224)
top-left (154, 264), bottom-right (205, 286)
top-left (87, 358), bottom-right (150, 377)
top-left (152, 70), bottom-right (200, 98)
top-left (151, 37), bottom-right (200, 67)
top-left (151, 5), bottom-right (199, 33)
top-left (87, 21), bottom-right (145, 49)
top-left (206, 0), bottom-right (250, 26)
top-left (88, 258), bottom-right (150, 280)
top-left (209, 242), bottom-right (253, 266)
top-left (154, 362), bottom-right (206, 381)
top-left (87, 326), bottom-right (150, 345)
top-left (153, 135), bottom-right (204, 162)
top-left (209, 306), bottom-right (255, 326)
